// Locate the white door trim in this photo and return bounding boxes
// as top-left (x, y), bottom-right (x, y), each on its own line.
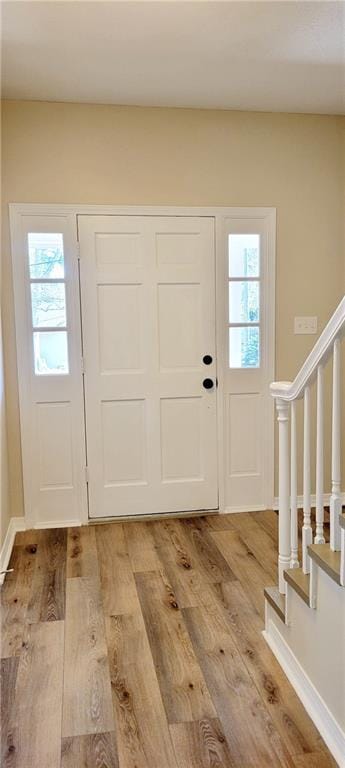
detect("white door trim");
top-left (9, 204), bottom-right (276, 528)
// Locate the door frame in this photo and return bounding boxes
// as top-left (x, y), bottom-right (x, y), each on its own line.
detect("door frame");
top-left (9, 203), bottom-right (276, 528)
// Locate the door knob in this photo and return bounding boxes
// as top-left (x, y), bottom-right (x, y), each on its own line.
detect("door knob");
top-left (203, 378), bottom-right (214, 390)
top-left (203, 354), bottom-right (213, 365)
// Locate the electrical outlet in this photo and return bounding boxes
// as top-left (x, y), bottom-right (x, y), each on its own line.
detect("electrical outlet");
top-left (294, 316), bottom-right (318, 335)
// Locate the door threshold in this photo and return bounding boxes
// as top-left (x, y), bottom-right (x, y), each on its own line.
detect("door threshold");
top-left (88, 508), bottom-right (219, 525)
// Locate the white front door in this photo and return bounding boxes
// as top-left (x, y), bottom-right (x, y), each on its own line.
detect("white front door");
top-left (78, 215), bottom-right (218, 518)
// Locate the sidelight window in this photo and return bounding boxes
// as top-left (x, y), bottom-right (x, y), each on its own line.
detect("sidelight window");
top-left (28, 233), bottom-right (69, 374)
top-left (228, 234), bottom-right (260, 368)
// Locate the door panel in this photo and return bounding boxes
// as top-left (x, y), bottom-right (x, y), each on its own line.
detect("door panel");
top-left (37, 402), bottom-right (74, 489)
top-left (98, 283), bottom-right (143, 371)
top-left (228, 393), bottom-right (261, 476)
top-left (101, 399), bottom-right (147, 485)
top-left (158, 283), bottom-right (201, 369)
top-left (160, 396), bottom-right (202, 481)
top-left (78, 215), bottom-right (218, 518)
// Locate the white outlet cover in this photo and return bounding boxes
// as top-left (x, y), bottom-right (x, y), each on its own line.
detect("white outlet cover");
top-left (294, 316), bottom-right (318, 335)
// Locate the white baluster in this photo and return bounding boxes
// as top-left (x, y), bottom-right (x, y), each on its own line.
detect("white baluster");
top-left (276, 398), bottom-right (291, 593)
top-left (303, 386), bottom-right (312, 573)
top-left (315, 365), bottom-right (325, 544)
top-left (330, 338), bottom-right (341, 551)
top-left (290, 400), bottom-right (299, 568)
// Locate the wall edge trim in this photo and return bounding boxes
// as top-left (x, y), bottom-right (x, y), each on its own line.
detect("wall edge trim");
top-left (0, 516), bottom-right (26, 586)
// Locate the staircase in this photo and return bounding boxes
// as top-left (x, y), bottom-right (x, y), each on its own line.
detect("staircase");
top-left (264, 296), bottom-right (345, 767)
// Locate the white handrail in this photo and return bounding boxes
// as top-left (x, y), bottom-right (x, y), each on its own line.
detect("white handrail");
top-left (271, 295), bottom-right (345, 593)
top-left (270, 296), bottom-right (345, 401)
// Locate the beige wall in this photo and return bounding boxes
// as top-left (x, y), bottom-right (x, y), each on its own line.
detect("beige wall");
top-left (1, 100), bottom-right (345, 525)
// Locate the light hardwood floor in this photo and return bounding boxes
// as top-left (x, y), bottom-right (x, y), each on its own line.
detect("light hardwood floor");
top-left (1, 512), bottom-right (337, 767)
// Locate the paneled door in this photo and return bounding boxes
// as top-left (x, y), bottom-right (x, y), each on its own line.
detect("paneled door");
top-left (78, 216), bottom-right (218, 518)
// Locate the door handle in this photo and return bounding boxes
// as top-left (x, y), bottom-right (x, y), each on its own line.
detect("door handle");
top-left (203, 354), bottom-right (213, 365)
top-left (203, 378), bottom-right (214, 390)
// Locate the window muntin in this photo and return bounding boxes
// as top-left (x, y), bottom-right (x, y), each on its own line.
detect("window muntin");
top-left (28, 232), bottom-right (64, 279)
top-left (229, 326), bottom-right (260, 369)
top-left (228, 234), bottom-right (260, 369)
top-left (33, 331), bottom-right (69, 375)
top-left (28, 233), bottom-right (69, 375)
top-left (31, 283), bottom-right (67, 328)
top-left (228, 234), bottom-right (259, 277)
top-left (229, 281), bottom-right (260, 324)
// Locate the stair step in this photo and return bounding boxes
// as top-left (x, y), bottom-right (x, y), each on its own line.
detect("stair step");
top-left (284, 568), bottom-right (310, 605)
top-left (308, 543), bottom-right (341, 586)
top-left (264, 586), bottom-right (286, 622)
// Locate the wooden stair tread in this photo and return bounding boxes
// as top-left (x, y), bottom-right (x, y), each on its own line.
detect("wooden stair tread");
top-left (308, 544), bottom-right (341, 586)
top-left (264, 586), bottom-right (286, 622)
top-left (284, 568), bottom-right (310, 605)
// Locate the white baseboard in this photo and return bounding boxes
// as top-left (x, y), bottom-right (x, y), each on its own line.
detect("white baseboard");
top-left (33, 519), bottom-right (82, 529)
top-left (273, 492), bottom-right (345, 511)
top-left (263, 620), bottom-right (345, 768)
top-left (0, 517), bottom-right (26, 586)
top-left (223, 504), bottom-right (267, 514)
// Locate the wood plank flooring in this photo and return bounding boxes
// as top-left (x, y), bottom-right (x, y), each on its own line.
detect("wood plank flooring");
top-left (0, 511), bottom-right (337, 767)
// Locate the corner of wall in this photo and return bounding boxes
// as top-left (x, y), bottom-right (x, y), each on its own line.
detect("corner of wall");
top-left (0, 253), bottom-right (12, 551)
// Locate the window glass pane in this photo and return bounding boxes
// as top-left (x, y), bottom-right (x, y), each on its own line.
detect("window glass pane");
top-left (229, 326), bottom-right (260, 368)
top-left (229, 281), bottom-right (260, 323)
top-left (229, 234), bottom-right (260, 277)
top-left (33, 331), bottom-right (69, 375)
top-left (28, 233), bottom-right (64, 279)
top-left (31, 283), bottom-right (66, 328)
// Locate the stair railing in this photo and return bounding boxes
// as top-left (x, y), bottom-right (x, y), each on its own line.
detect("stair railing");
top-left (270, 296), bottom-right (345, 593)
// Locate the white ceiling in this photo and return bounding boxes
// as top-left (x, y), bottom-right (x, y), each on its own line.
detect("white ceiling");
top-left (2, 1), bottom-right (345, 115)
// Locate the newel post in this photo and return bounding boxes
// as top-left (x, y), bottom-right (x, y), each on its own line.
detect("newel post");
top-left (276, 398), bottom-right (291, 593)
top-left (273, 389), bottom-right (291, 594)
